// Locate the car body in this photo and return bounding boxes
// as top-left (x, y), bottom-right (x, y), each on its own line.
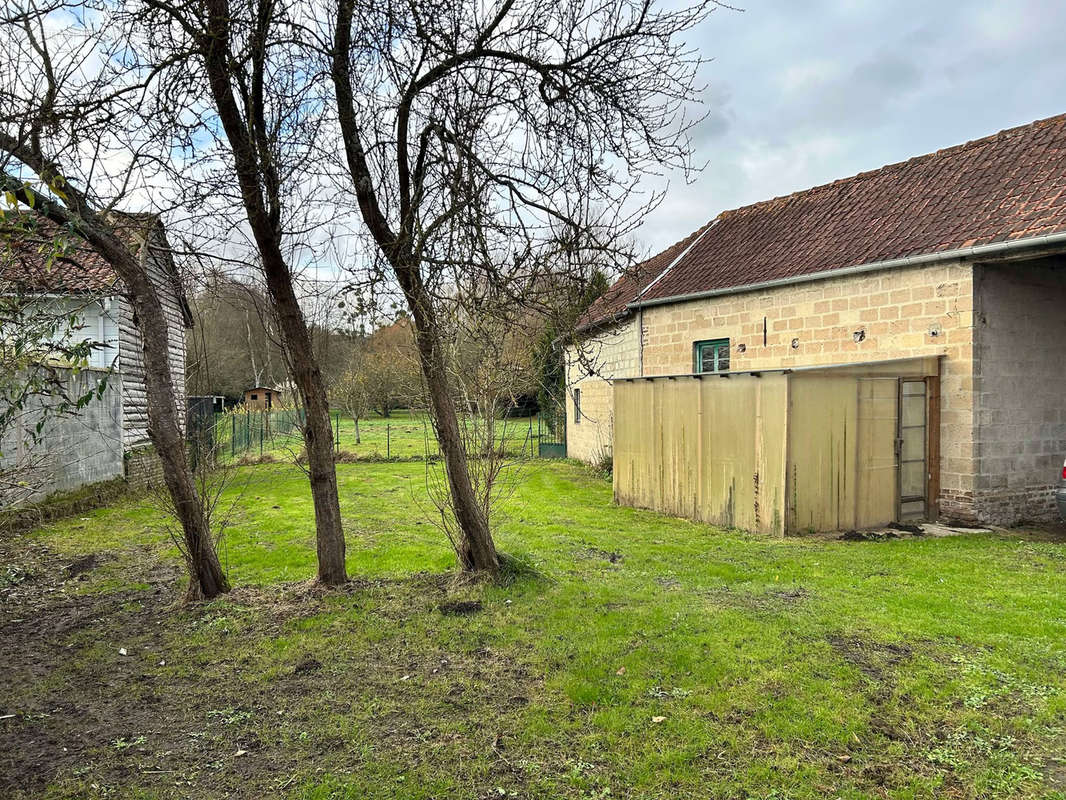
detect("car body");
top-left (1058, 458), bottom-right (1066, 520)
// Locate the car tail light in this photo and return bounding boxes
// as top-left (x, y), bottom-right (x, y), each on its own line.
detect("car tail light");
top-left (1062, 459), bottom-right (1066, 480)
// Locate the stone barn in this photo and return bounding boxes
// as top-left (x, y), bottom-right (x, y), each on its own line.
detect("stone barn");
top-left (567, 114), bottom-right (1066, 531)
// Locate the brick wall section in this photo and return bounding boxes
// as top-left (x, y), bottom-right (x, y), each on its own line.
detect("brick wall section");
top-left (565, 317), bottom-right (640, 463)
top-left (124, 445), bottom-right (165, 492)
top-left (972, 260), bottom-right (1066, 524)
top-left (567, 261), bottom-right (979, 517)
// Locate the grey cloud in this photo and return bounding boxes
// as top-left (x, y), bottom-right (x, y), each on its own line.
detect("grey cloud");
top-left (627, 0), bottom-right (1066, 254)
top-left (851, 52), bottom-right (922, 97)
top-left (691, 83), bottom-right (734, 144)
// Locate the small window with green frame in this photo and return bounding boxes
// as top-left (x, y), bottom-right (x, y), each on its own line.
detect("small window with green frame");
top-left (694, 338), bottom-right (730, 373)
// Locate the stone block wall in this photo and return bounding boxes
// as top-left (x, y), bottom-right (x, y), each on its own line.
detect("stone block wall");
top-left (565, 317), bottom-right (640, 463)
top-left (567, 261), bottom-right (980, 518)
top-left (124, 445), bottom-right (165, 492)
top-left (972, 260), bottom-right (1066, 524)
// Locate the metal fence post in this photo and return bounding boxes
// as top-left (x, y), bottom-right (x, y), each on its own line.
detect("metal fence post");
top-left (387, 423), bottom-right (391, 459)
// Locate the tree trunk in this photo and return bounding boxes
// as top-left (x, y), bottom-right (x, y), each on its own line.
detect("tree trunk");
top-left (330, 0), bottom-right (497, 572)
top-left (354, 417), bottom-right (360, 445)
top-left (268, 286), bottom-right (347, 585)
top-left (395, 263), bottom-right (499, 574)
top-left (1, 170), bottom-right (230, 602)
top-left (199, 0), bottom-right (347, 585)
top-left (111, 235), bottom-right (230, 601)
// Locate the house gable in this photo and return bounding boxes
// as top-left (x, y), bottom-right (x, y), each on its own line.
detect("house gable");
top-left (2, 213), bottom-right (193, 455)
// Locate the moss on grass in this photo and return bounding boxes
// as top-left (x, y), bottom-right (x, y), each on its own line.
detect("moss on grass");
top-left (3, 460), bottom-right (1066, 799)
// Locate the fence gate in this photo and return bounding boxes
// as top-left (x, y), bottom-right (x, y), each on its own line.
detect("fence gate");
top-left (537, 403), bottom-right (567, 458)
top-left (186, 397), bottom-right (218, 470)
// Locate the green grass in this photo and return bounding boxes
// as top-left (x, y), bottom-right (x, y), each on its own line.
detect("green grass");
top-left (5, 459), bottom-right (1066, 799)
top-left (205, 408), bottom-right (545, 462)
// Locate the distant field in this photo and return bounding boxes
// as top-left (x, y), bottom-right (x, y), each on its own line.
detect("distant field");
top-left (200, 408), bottom-right (549, 462)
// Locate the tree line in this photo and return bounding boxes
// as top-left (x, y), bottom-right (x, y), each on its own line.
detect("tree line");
top-left (186, 275), bottom-right (557, 425)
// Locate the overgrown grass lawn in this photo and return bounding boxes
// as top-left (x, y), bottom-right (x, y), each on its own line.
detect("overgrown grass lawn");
top-left (2, 460), bottom-right (1066, 799)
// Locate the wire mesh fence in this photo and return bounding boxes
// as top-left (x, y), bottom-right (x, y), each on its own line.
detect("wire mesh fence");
top-left (187, 407), bottom-right (554, 466)
top-left (187, 407), bottom-right (336, 466)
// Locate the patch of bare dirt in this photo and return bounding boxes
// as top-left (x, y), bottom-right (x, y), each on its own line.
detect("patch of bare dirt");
top-left (578, 547), bottom-right (624, 564)
top-left (0, 536), bottom-right (188, 797)
top-left (826, 634), bottom-right (913, 681)
top-left (439, 599), bottom-right (483, 615)
top-left (1009, 521), bottom-right (1066, 543)
top-left (0, 539), bottom-right (542, 799)
top-left (701, 584), bottom-right (810, 613)
top-left (63, 553), bottom-right (106, 579)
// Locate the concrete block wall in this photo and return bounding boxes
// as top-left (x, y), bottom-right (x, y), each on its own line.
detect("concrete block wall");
top-left (972, 260), bottom-right (1066, 524)
top-left (0, 368), bottom-right (124, 505)
top-left (565, 318), bottom-right (640, 463)
top-left (568, 261), bottom-right (980, 519)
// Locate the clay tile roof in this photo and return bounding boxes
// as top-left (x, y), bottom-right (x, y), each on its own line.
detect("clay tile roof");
top-left (577, 220), bottom-right (717, 331)
top-left (581, 113), bottom-right (1066, 327)
top-left (1, 212), bottom-right (194, 327)
top-left (0, 215), bottom-right (119, 294)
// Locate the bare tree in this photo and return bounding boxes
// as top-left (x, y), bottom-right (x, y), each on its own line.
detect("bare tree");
top-left (331, 317), bottom-right (421, 443)
top-left (0, 4), bottom-right (231, 599)
top-left (122, 0), bottom-right (351, 584)
top-left (328, 0), bottom-right (715, 573)
top-left (4, 0), bottom-right (712, 583)
top-left (424, 303), bottom-right (531, 558)
top-left (333, 362), bottom-right (369, 444)
top-left (364, 318), bottom-right (422, 418)
top-left (0, 188), bottom-right (231, 600)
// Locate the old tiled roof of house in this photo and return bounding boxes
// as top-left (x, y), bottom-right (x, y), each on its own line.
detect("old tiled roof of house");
top-left (0, 215), bottom-right (119, 294)
top-left (1, 212), bottom-right (194, 327)
top-left (578, 220), bottom-right (717, 331)
top-left (580, 113), bottom-right (1066, 330)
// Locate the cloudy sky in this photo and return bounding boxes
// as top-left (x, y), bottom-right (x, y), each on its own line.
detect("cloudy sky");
top-left (634, 0), bottom-right (1066, 255)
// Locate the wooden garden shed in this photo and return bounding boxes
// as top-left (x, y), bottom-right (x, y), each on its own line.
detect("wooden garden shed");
top-left (611, 356), bottom-right (941, 535)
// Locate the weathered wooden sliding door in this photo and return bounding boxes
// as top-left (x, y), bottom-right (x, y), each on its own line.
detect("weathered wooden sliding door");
top-left (787, 374), bottom-right (901, 532)
top-left (612, 375), bottom-right (788, 535)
